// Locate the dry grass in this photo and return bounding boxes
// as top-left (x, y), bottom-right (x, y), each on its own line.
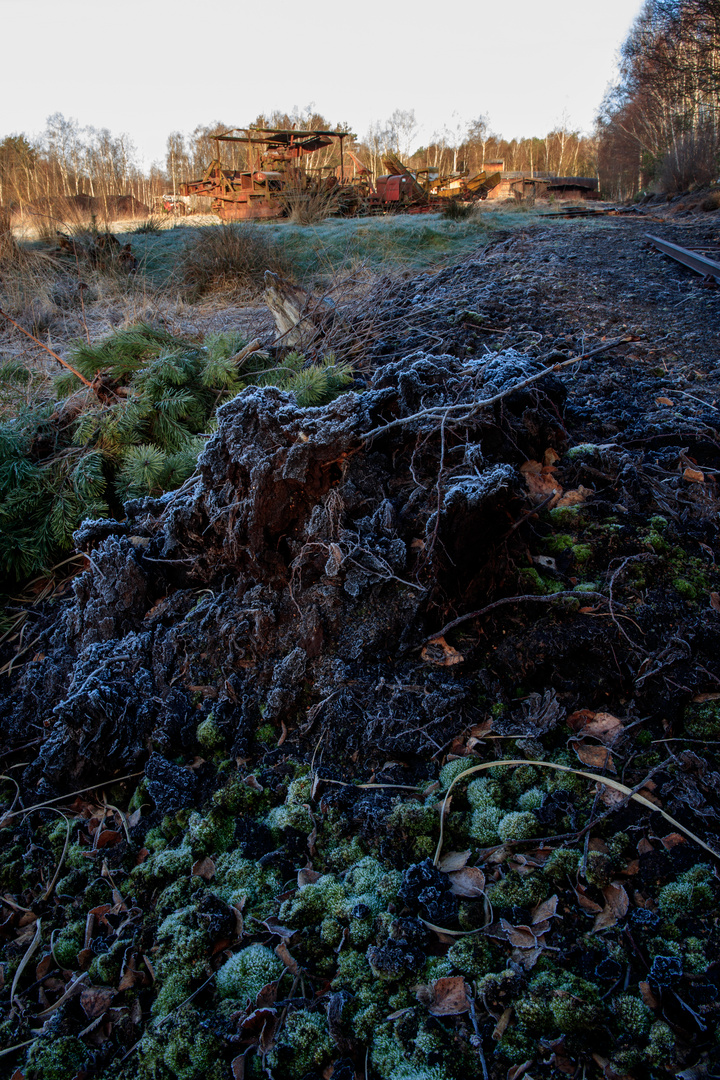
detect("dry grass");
top-left (179, 222), bottom-right (293, 298)
top-left (280, 184), bottom-right (341, 225)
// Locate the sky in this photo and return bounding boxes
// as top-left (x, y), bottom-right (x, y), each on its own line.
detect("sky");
top-left (0, 0), bottom-right (644, 168)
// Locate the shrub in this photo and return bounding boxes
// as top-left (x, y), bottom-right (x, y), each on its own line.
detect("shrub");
top-left (441, 198), bottom-right (474, 221)
top-left (180, 222), bottom-right (292, 297)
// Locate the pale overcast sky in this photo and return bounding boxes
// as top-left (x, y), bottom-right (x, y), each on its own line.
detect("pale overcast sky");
top-left (1, 0), bottom-right (643, 167)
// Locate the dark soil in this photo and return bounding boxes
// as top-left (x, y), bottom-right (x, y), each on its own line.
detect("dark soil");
top-left (1, 214), bottom-right (720, 1080)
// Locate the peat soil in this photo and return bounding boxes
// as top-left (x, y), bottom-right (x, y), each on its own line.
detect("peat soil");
top-left (1, 215), bottom-right (720, 1080)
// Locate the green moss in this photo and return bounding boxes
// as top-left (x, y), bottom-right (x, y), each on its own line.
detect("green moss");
top-left (468, 806), bottom-right (503, 845)
top-left (138, 1008), bottom-right (225, 1080)
top-left (647, 1020), bottom-right (675, 1066)
top-left (213, 852), bottom-right (282, 915)
top-left (279, 874), bottom-right (346, 927)
top-left (497, 811), bottom-right (539, 842)
top-left (673, 577), bottom-right (699, 600)
top-left (488, 871), bottom-right (548, 911)
top-left (386, 800), bottom-right (436, 838)
top-left (684, 702), bottom-right (720, 738)
top-left (196, 715), bottom-right (224, 753)
top-left (529, 971), bottom-right (601, 1034)
top-left (152, 905), bottom-right (210, 1015)
top-left (25, 1036), bottom-right (87, 1080)
top-left (566, 443), bottom-right (598, 459)
top-left (684, 936), bottom-right (708, 974)
top-left (216, 942), bottom-right (284, 1002)
top-left (517, 787), bottom-right (544, 811)
top-left (128, 777), bottom-right (150, 812)
top-left (548, 505), bottom-right (582, 528)
top-left (131, 838), bottom-right (194, 887)
top-left (446, 936), bottom-right (494, 980)
top-left (466, 776), bottom-right (502, 809)
top-left (612, 993), bottom-right (652, 1037)
top-left (256, 722), bottom-right (276, 743)
top-left (268, 1009), bottom-right (334, 1079)
top-left (518, 567), bottom-right (564, 595)
top-left (187, 809), bottom-right (234, 856)
top-left (658, 865), bottom-right (714, 917)
top-left (439, 758), bottom-right (474, 790)
top-left (584, 850), bottom-right (615, 888)
top-left (88, 938), bottom-right (127, 985)
top-left (544, 533), bottom-right (574, 554)
top-left (52, 919), bottom-right (85, 968)
top-left (544, 847), bottom-right (581, 882)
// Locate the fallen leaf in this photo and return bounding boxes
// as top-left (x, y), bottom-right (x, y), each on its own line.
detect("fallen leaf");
top-left (637, 837), bottom-right (654, 855)
top-left (95, 830), bottom-right (123, 850)
top-left (512, 946), bottom-right (543, 970)
top-left (447, 866), bottom-right (486, 898)
top-left (568, 709), bottom-right (624, 745)
top-left (683, 467), bottom-right (705, 483)
top-left (492, 1006), bottom-right (512, 1039)
top-left (386, 1006), bottom-right (415, 1021)
top-left (297, 868), bottom-right (322, 888)
top-left (427, 976), bottom-right (471, 1015)
top-left (556, 485), bottom-right (593, 507)
top-left (231, 1054), bottom-right (246, 1080)
top-left (192, 857), bottom-right (216, 881)
top-left (639, 980), bottom-right (660, 1010)
top-left (421, 637), bottom-right (464, 666)
top-left (80, 986), bottom-right (115, 1020)
top-left (507, 1063), bottom-right (533, 1080)
top-left (531, 895), bottom-right (559, 924)
top-left (35, 953), bottom-right (53, 980)
top-left (661, 832), bottom-right (686, 850)
top-left (520, 459), bottom-right (563, 506)
top-left (544, 448), bottom-right (561, 466)
top-left (572, 741), bottom-right (616, 772)
top-left (596, 782), bottom-right (627, 808)
top-left (438, 850), bottom-right (471, 873)
top-left (592, 882), bottom-right (629, 931)
top-left (238, 1007), bottom-right (278, 1052)
top-left (260, 917), bottom-right (297, 940)
top-left (274, 941), bottom-right (299, 975)
top-left (709, 594), bottom-right (720, 614)
top-left (242, 775), bottom-right (264, 792)
top-left (575, 885), bottom-right (603, 914)
top-left (656, 396), bottom-right (674, 406)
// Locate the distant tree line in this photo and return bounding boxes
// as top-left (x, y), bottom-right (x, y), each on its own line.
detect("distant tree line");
top-left (598, 0), bottom-right (720, 199)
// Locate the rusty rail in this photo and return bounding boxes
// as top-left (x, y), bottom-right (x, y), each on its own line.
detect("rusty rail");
top-left (645, 233), bottom-right (720, 284)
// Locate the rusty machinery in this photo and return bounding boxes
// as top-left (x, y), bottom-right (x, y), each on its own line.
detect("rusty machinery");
top-left (180, 128), bottom-right (356, 221)
top-left (181, 129), bottom-right (501, 219)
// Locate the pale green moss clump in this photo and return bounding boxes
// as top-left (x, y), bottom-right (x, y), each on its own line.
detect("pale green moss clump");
top-left (138, 1009), bottom-right (225, 1080)
top-left (468, 807), bottom-right (503, 845)
top-left (658, 864), bottom-right (714, 917)
top-left (466, 777), bottom-right (502, 809)
top-left (25, 1036), bottom-right (87, 1080)
top-left (497, 810), bottom-right (539, 842)
top-left (216, 942), bottom-right (283, 1001)
top-left (196, 715), bottom-right (224, 753)
top-left (267, 1009), bottom-right (334, 1078)
top-left (439, 757), bottom-right (473, 790)
top-left (611, 993), bottom-right (652, 1037)
top-left (212, 852), bottom-right (282, 915)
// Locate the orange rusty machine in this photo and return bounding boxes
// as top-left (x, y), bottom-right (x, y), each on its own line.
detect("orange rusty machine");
top-left (180, 127), bottom-right (355, 221)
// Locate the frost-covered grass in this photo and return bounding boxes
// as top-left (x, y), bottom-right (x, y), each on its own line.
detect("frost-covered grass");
top-left (115, 206), bottom-right (550, 291)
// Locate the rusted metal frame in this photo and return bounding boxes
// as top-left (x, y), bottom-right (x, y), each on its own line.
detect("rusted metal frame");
top-left (645, 234), bottom-right (720, 284)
